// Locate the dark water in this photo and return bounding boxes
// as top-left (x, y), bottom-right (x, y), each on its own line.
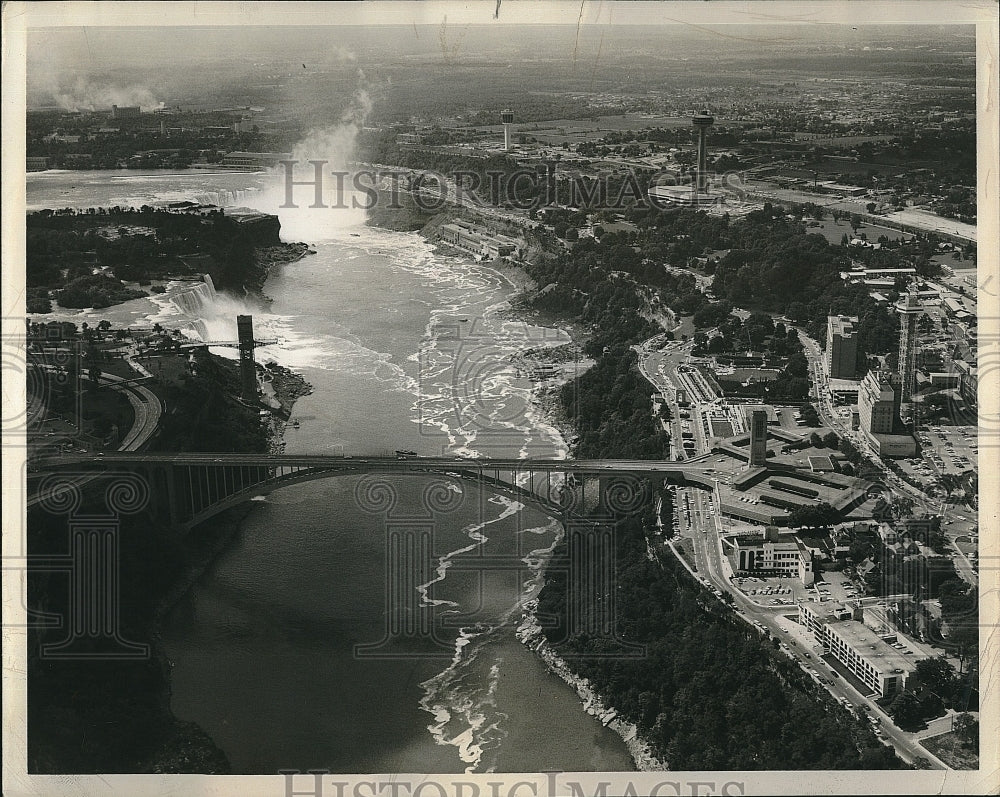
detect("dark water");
top-left (27, 170), bottom-right (635, 774)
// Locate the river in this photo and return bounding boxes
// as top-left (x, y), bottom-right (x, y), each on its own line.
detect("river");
top-left (26, 169), bottom-right (635, 774)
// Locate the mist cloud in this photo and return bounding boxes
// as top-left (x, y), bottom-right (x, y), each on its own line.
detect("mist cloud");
top-left (41, 76), bottom-right (163, 112)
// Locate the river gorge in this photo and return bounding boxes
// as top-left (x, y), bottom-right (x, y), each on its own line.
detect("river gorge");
top-left (26, 168), bottom-right (635, 774)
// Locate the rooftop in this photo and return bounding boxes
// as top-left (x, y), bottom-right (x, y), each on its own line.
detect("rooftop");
top-left (824, 619), bottom-right (920, 676)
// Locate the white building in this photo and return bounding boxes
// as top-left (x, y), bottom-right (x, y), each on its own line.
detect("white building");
top-left (799, 602), bottom-right (921, 697)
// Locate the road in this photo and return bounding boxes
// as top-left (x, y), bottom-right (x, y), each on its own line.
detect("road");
top-left (636, 328), bottom-right (952, 768)
top-left (665, 483), bottom-right (948, 768)
top-left (36, 451), bottom-right (724, 475)
top-left (26, 371), bottom-right (163, 509)
top-left (102, 372), bottom-right (162, 451)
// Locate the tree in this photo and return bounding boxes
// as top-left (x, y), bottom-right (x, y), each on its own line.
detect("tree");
top-left (788, 502), bottom-right (838, 529)
top-left (890, 495), bottom-right (914, 521)
top-left (809, 432), bottom-right (823, 448)
top-left (823, 431), bottom-right (840, 448)
top-left (913, 656), bottom-right (957, 700)
top-left (954, 713), bottom-right (978, 747)
top-left (887, 689), bottom-right (923, 728)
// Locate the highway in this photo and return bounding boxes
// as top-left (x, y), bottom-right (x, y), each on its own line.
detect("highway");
top-left (103, 372), bottom-right (162, 451)
top-left (27, 367), bottom-right (163, 510)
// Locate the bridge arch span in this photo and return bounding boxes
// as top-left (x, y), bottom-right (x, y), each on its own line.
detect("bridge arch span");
top-left (179, 464), bottom-right (660, 532)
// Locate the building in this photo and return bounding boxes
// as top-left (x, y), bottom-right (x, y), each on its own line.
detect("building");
top-left (26, 156), bottom-right (48, 172)
top-left (111, 105), bottom-right (141, 120)
top-left (858, 369), bottom-right (896, 435)
top-left (817, 181), bottom-right (869, 197)
top-left (729, 527), bottom-right (814, 584)
top-left (858, 370), bottom-right (916, 457)
top-left (799, 602), bottom-right (920, 697)
top-left (646, 110), bottom-right (726, 207)
top-left (896, 291), bottom-right (922, 405)
top-left (748, 409), bottom-right (768, 467)
top-left (500, 109), bottom-right (515, 151)
top-left (955, 359), bottom-right (977, 408)
top-left (826, 315), bottom-right (859, 379)
top-left (220, 151), bottom-right (293, 170)
top-left (828, 378), bottom-right (861, 405)
top-left (438, 219), bottom-right (520, 261)
top-left (233, 117), bottom-right (255, 134)
top-left (693, 110), bottom-right (713, 193)
top-left (396, 132), bottom-right (422, 145)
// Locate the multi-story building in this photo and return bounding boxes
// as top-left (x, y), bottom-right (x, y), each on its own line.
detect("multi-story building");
top-left (111, 105), bottom-right (141, 120)
top-left (858, 370), bottom-right (915, 457)
top-left (220, 151), bottom-right (293, 170)
top-left (826, 314), bottom-right (859, 379)
top-left (729, 527), bottom-right (814, 584)
top-left (955, 359), bottom-right (978, 409)
top-left (858, 369), bottom-right (896, 435)
top-left (438, 220), bottom-right (520, 261)
top-left (747, 408), bottom-right (768, 467)
top-left (799, 602), bottom-right (921, 697)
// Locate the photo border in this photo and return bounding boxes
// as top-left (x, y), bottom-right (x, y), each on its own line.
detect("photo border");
top-left (3, 2), bottom-right (997, 795)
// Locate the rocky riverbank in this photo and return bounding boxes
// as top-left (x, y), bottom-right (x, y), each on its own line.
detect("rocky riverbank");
top-left (260, 361), bottom-right (314, 453)
top-left (509, 342), bottom-right (594, 449)
top-left (251, 241), bottom-right (315, 302)
top-left (517, 599), bottom-right (667, 772)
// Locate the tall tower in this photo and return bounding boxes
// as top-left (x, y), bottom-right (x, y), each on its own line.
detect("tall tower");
top-left (692, 110), bottom-right (714, 193)
top-left (236, 314), bottom-right (259, 403)
top-left (748, 409), bottom-right (768, 467)
top-left (895, 291), bottom-right (921, 405)
top-left (826, 314), bottom-right (859, 379)
top-left (500, 109), bottom-right (515, 151)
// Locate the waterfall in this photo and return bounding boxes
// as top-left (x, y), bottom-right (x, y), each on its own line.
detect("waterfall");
top-left (170, 274), bottom-right (251, 344)
top-left (194, 187), bottom-right (259, 208)
top-left (171, 275), bottom-right (218, 317)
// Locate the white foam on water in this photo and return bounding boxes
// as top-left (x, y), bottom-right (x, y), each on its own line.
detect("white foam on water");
top-left (416, 495), bottom-right (525, 611)
top-left (418, 633), bottom-right (508, 774)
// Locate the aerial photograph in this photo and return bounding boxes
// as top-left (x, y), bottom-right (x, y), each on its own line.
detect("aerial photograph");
top-left (3, 2), bottom-right (997, 796)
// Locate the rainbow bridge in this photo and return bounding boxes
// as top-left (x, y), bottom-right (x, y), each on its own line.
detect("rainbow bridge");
top-left (29, 452), bottom-right (723, 531)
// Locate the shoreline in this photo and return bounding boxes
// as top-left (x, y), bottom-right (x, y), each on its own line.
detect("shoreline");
top-left (420, 228), bottom-right (663, 771)
top-left (516, 599), bottom-right (667, 772)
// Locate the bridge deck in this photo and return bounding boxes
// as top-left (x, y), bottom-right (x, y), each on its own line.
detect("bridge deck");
top-left (34, 453), bottom-right (719, 475)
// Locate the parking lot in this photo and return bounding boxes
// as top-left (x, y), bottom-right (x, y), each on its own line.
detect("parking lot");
top-left (917, 425), bottom-right (978, 477)
top-left (732, 574), bottom-right (809, 606)
top-left (807, 569), bottom-right (862, 603)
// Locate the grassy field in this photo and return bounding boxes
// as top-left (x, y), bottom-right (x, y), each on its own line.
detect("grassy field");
top-left (921, 729), bottom-right (979, 770)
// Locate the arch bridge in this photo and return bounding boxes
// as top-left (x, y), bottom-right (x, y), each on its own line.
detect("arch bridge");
top-left (29, 452), bottom-right (721, 531)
